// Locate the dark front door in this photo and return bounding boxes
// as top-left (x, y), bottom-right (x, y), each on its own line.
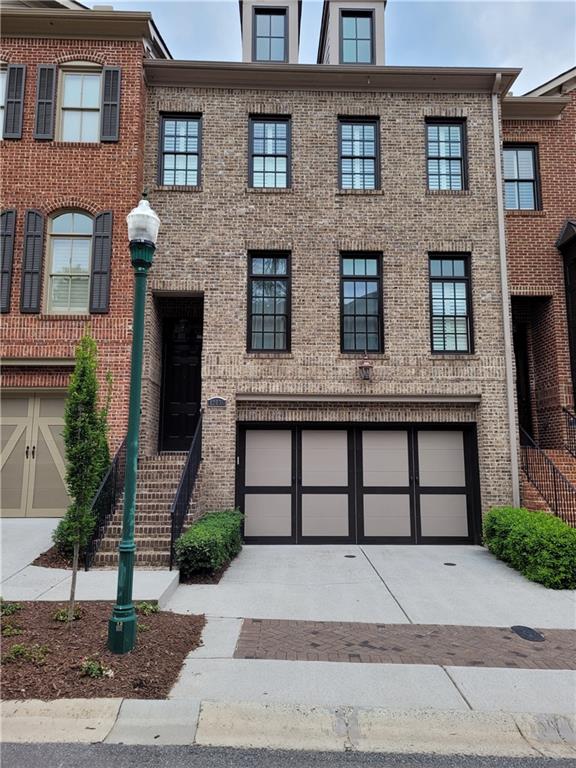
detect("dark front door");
top-left (160, 318), bottom-right (201, 451)
top-left (565, 249), bottom-right (576, 405)
top-left (513, 322), bottom-right (533, 441)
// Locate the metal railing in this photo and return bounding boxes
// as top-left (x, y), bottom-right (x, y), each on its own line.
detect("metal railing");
top-left (520, 427), bottom-right (576, 527)
top-left (563, 407), bottom-right (576, 458)
top-left (84, 438), bottom-right (127, 570)
top-left (170, 412), bottom-right (203, 570)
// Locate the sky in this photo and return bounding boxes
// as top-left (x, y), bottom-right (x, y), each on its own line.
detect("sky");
top-left (88, 0), bottom-right (575, 94)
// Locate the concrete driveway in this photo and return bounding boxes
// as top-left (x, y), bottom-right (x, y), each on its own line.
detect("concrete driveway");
top-left (166, 544), bottom-right (576, 629)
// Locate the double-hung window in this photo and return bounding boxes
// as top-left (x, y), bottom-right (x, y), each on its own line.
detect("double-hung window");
top-left (159, 114), bottom-right (202, 186)
top-left (48, 211), bottom-right (93, 314)
top-left (60, 68), bottom-right (101, 142)
top-left (503, 144), bottom-right (540, 210)
top-left (426, 120), bottom-right (467, 191)
top-left (248, 253), bottom-right (290, 351)
top-left (340, 11), bottom-right (374, 64)
top-left (429, 255), bottom-right (472, 353)
top-left (341, 254), bottom-right (383, 353)
top-left (339, 119), bottom-right (379, 190)
top-left (249, 117), bottom-right (290, 188)
top-left (253, 8), bottom-right (287, 62)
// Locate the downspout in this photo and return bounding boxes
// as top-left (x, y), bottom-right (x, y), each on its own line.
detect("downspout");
top-left (492, 73), bottom-right (520, 506)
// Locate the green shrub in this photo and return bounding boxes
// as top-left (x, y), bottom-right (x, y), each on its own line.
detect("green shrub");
top-left (175, 510), bottom-right (243, 579)
top-left (3, 643), bottom-right (49, 666)
top-left (0, 600), bottom-right (22, 617)
top-left (2, 624), bottom-right (23, 637)
top-left (136, 601), bottom-right (159, 616)
top-left (484, 506), bottom-right (576, 589)
top-left (80, 657), bottom-right (112, 679)
top-left (53, 606), bottom-right (82, 622)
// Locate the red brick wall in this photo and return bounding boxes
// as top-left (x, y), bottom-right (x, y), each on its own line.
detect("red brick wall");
top-left (0, 38), bottom-right (147, 449)
top-left (504, 93), bottom-right (576, 442)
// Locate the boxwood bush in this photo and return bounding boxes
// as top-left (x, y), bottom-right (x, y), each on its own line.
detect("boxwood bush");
top-left (484, 506), bottom-right (576, 589)
top-left (175, 510), bottom-right (243, 579)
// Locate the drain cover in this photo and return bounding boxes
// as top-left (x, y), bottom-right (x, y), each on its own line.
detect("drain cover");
top-left (444, 562), bottom-right (456, 566)
top-left (344, 555), bottom-right (356, 559)
top-left (511, 625), bottom-right (545, 642)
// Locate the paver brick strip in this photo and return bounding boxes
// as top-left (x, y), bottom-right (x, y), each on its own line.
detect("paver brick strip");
top-left (234, 619), bottom-right (576, 670)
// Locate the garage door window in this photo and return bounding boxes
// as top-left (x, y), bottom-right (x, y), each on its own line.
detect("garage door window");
top-left (429, 254), bottom-right (472, 353)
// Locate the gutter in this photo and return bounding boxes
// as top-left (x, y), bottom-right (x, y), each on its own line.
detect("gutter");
top-left (492, 72), bottom-right (521, 507)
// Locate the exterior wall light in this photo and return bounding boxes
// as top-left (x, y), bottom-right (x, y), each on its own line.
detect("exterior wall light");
top-left (358, 354), bottom-right (374, 381)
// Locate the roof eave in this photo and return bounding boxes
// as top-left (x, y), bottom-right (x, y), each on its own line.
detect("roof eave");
top-left (502, 95), bottom-right (570, 121)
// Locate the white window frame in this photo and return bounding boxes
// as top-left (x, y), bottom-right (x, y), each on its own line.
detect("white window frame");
top-left (46, 211), bottom-right (93, 315)
top-left (57, 62), bottom-right (102, 143)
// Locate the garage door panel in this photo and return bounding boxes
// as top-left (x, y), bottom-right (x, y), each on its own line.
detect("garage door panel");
top-left (362, 431), bottom-right (409, 487)
top-left (301, 431), bottom-right (348, 487)
top-left (419, 494), bottom-right (469, 537)
top-left (301, 494), bottom-right (349, 537)
top-left (244, 494), bottom-right (292, 537)
top-left (245, 430), bottom-right (291, 487)
top-left (418, 431), bottom-right (466, 487)
top-left (363, 494), bottom-right (411, 537)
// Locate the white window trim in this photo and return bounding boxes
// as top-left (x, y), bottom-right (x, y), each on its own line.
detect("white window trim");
top-left (45, 211), bottom-right (93, 315)
top-left (56, 62), bottom-right (102, 143)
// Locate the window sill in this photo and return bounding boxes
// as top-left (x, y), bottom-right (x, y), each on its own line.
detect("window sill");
top-left (429, 353), bottom-right (479, 360)
top-left (425, 189), bottom-right (471, 197)
top-left (336, 189), bottom-right (383, 196)
top-left (38, 313), bottom-right (91, 321)
top-left (245, 187), bottom-right (293, 194)
top-left (49, 141), bottom-right (103, 148)
top-left (338, 353), bottom-right (388, 360)
top-left (505, 209), bottom-right (544, 217)
top-left (153, 185), bottom-right (203, 193)
top-left (244, 352), bottom-right (293, 359)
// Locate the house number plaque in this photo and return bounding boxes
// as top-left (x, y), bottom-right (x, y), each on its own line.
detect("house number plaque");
top-left (207, 396), bottom-right (227, 408)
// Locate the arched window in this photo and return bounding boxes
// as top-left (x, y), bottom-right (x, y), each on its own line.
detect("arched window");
top-left (47, 211), bottom-right (93, 314)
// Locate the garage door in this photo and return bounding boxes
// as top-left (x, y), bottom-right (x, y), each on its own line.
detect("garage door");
top-left (238, 425), bottom-right (480, 544)
top-left (1, 394), bottom-right (70, 517)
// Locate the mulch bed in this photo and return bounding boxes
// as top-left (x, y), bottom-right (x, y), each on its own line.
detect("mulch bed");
top-left (180, 561), bottom-right (231, 585)
top-left (32, 546), bottom-right (72, 569)
top-left (1, 601), bottom-right (205, 700)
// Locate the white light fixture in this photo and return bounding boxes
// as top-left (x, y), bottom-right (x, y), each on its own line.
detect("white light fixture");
top-left (126, 197), bottom-right (160, 247)
top-left (358, 353), bottom-right (374, 381)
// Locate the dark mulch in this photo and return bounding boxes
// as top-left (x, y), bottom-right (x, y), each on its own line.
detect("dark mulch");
top-left (1, 601), bottom-right (204, 701)
top-left (179, 561), bottom-right (231, 584)
top-left (32, 546), bottom-right (72, 569)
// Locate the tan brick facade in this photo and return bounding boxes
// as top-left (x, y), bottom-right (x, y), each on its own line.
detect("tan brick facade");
top-left (142, 85), bottom-right (515, 517)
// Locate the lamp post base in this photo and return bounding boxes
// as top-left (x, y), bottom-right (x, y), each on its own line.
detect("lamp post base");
top-left (107, 610), bottom-right (137, 654)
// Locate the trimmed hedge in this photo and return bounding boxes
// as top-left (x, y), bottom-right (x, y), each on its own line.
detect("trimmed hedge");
top-left (175, 510), bottom-right (243, 579)
top-left (484, 506), bottom-right (576, 590)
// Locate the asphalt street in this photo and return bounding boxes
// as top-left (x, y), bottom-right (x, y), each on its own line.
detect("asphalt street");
top-left (3, 744), bottom-right (576, 768)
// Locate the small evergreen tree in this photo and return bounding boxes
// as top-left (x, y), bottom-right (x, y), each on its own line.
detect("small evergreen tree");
top-left (53, 333), bottom-right (111, 624)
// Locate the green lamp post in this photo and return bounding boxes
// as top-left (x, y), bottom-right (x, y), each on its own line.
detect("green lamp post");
top-left (108, 196), bottom-right (160, 654)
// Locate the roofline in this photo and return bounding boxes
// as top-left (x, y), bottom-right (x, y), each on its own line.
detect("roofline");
top-left (0, 8), bottom-right (172, 59)
top-left (144, 60), bottom-right (519, 95)
top-left (317, 0), bottom-right (329, 64)
top-left (502, 95), bottom-right (570, 121)
top-left (523, 65), bottom-right (576, 96)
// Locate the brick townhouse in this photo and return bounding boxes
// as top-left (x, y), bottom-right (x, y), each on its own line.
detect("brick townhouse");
top-left (0, 2), bottom-right (170, 518)
top-left (502, 69), bottom-right (576, 446)
top-left (91, 0), bottom-right (523, 563)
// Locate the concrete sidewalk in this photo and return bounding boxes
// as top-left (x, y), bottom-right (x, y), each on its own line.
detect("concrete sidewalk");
top-left (2, 698), bottom-right (575, 758)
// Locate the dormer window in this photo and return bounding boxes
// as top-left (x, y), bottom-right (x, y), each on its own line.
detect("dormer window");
top-left (340, 10), bottom-right (374, 64)
top-left (253, 8), bottom-right (287, 62)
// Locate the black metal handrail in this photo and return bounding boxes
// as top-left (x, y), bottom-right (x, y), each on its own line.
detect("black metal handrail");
top-left (520, 427), bottom-right (576, 527)
top-left (563, 407), bottom-right (576, 459)
top-left (84, 437), bottom-right (127, 570)
top-left (170, 412), bottom-right (203, 570)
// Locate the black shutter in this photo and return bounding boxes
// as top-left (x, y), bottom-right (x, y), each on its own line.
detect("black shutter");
top-left (3, 64), bottom-right (26, 139)
top-left (89, 211), bottom-right (113, 313)
top-left (21, 210), bottom-right (44, 314)
top-left (0, 210), bottom-right (16, 314)
top-left (34, 65), bottom-right (56, 140)
top-left (100, 67), bottom-right (121, 142)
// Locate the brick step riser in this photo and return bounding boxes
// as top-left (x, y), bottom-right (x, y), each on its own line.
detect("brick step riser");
top-left (107, 525), bottom-right (172, 535)
top-left (98, 539), bottom-right (171, 552)
top-left (93, 554), bottom-right (171, 567)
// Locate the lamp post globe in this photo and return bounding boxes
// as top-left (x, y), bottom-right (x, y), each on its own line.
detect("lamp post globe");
top-left (108, 197), bottom-right (160, 654)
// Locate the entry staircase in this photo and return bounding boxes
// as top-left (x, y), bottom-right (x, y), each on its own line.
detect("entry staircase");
top-left (519, 409), bottom-right (576, 527)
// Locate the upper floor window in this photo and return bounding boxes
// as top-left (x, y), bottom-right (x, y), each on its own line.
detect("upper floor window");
top-left (426, 120), bottom-right (467, 191)
top-left (249, 117), bottom-right (291, 189)
top-left (159, 114), bottom-right (202, 187)
top-left (48, 211), bottom-right (93, 314)
top-left (253, 8), bottom-right (287, 62)
top-left (340, 11), bottom-right (374, 64)
top-left (429, 255), bottom-right (472, 353)
top-left (341, 254), bottom-right (383, 353)
top-left (0, 66), bottom-right (6, 139)
top-left (248, 253), bottom-right (290, 351)
top-left (59, 67), bottom-right (101, 142)
top-left (339, 118), bottom-right (379, 190)
top-left (503, 144), bottom-right (540, 210)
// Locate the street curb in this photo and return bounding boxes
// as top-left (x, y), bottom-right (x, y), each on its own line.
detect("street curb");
top-left (2, 699), bottom-right (576, 757)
